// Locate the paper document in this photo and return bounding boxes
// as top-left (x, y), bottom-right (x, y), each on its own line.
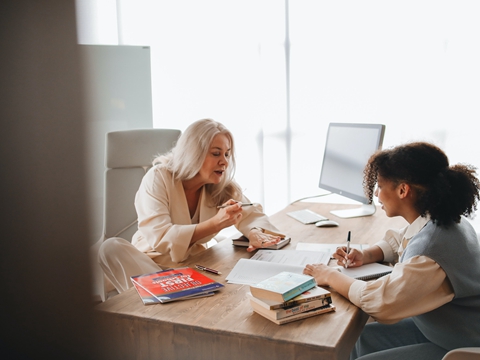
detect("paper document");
top-left (250, 249), bottom-right (330, 266)
top-left (296, 242), bottom-right (370, 258)
top-left (226, 250), bottom-right (329, 285)
top-left (226, 258), bottom-right (306, 285)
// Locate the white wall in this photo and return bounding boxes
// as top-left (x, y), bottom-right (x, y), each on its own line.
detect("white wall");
top-left (79, 44), bottom-right (153, 244)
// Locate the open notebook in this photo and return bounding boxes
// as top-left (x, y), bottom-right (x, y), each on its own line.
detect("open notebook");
top-left (338, 262), bottom-right (392, 281)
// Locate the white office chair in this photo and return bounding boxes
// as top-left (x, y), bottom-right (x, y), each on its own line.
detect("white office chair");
top-left (442, 348), bottom-right (480, 360)
top-left (91, 128), bottom-right (181, 301)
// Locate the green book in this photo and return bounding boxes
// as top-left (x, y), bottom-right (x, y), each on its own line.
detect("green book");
top-left (250, 271), bottom-right (316, 302)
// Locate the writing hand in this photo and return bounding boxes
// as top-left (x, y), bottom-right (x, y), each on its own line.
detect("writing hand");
top-left (333, 247), bottom-right (364, 268)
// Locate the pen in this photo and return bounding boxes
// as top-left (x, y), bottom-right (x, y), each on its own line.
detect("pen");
top-left (345, 231), bottom-right (351, 268)
top-left (195, 265), bottom-right (222, 275)
top-left (216, 202), bottom-right (253, 209)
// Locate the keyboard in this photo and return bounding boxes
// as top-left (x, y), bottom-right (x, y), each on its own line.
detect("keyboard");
top-left (287, 209), bottom-right (328, 224)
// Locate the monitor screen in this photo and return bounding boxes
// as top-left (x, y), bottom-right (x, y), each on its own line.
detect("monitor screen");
top-left (318, 123), bottom-right (385, 213)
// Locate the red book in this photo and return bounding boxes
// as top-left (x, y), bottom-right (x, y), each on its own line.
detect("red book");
top-left (130, 267), bottom-right (224, 305)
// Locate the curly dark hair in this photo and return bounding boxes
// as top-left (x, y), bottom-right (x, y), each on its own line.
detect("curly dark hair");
top-left (363, 142), bottom-right (480, 226)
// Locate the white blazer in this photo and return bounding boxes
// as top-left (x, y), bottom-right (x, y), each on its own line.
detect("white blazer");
top-left (131, 165), bottom-right (282, 266)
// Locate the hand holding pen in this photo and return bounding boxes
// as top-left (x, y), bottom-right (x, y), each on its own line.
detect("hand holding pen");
top-left (214, 199), bottom-right (252, 229)
top-left (332, 231), bottom-right (362, 268)
top-left (332, 231), bottom-right (364, 268)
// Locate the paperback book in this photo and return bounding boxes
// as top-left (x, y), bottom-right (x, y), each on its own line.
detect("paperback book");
top-left (130, 267), bottom-right (224, 305)
top-left (250, 285), bottom-right (332, 310)
top-left (249, 271), bottom-right (316, 302)
top-left (252, 303), bottom-right (336, 325)
top-left (248, 292), bottom-right (332, 320)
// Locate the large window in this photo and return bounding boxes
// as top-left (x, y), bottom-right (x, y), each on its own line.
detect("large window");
top-left (77, 0), bottom-right (480, 216)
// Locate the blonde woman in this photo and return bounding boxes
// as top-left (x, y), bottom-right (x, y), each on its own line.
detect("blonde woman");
top-left (99, 119), bottom-right (284, 293)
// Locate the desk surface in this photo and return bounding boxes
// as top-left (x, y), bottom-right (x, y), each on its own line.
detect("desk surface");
top-left (94, 202), bottom-right (406, 360)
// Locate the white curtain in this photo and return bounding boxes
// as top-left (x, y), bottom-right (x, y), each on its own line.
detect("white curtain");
top-left (76, 0), bottom-right (480, 216)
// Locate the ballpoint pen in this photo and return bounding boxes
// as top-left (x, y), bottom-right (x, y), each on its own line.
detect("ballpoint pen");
top-left (216, 202), bottom-right (253, 209)
top-left (195, 264), bottom-right (222, 275)
top-left (345, 231), bottom-right (351, 268)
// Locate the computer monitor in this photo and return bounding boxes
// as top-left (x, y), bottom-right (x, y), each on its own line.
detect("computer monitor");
top-left (318, 122), bottom-right (386, 218)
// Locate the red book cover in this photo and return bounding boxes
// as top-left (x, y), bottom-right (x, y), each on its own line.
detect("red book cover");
top-left (130, 267), bottom-right (224, 304)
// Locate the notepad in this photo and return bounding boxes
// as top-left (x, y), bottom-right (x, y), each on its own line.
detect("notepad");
top-left (338, 262), bottom-right (392, 281)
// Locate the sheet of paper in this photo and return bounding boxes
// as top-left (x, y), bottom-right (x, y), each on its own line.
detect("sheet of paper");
top-left (225, 258), bottom-right (306, 285)
top-left (250, 249), bottom-right (330, 266)
top-left (295, 242), bottom-right (370, 257)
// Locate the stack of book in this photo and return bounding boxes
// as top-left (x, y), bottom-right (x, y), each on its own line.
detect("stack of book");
top-left (130, 267), bottom-right (224, 305)
top-left (249, 271), bottom-right (335, 325)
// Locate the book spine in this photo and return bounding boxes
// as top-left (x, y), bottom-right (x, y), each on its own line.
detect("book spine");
top-left (273, 298), bottom-right (332, 319)
top-left (271, 294), bottom-right (331, 310)
top-left (155, 282), bottom-right (223, 302)
top-left (282, 278), bottom-right (316, 301)
top-left (274, 304), bottom-right (335, 325)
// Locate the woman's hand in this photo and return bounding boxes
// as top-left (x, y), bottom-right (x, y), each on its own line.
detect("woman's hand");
top-left (214, 199), bottom-right (244, 231)
top-left (303, 263), bottom-right (338, 287)
top-left (333, 247), bottom-right (364, 268)
top-left (246, 228), bottom-right (281, 252)
top-left (303, 263), bottom-right (354, 298)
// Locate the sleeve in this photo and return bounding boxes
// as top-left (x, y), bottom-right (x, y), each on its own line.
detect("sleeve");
top-left (348, 256), bottom-right (454, 324)
top-left (132, 167), bottom-right (196, 263)
top-left (374, 226), bottom-right (407, 264)
top-left (234, 195), bottom-right (285, 238)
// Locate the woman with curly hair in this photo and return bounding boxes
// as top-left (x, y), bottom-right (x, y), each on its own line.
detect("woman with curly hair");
top-left (304, 142), bottom-right (480, 360)
top-left (99, 119), bottom-right (284, 294)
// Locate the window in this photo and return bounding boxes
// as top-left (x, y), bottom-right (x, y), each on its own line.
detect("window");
top-left (77, 0), bottom-right (480, 217)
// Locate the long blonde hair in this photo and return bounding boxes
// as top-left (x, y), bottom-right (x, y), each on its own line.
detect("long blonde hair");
top-left (154, 119), bottom-right (242, 205)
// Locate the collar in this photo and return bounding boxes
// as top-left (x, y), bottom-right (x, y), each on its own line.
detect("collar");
top-left (404, 215), bottom-right (431, 240)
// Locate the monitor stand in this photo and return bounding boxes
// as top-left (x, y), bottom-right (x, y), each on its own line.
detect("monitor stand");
top-left (330, 203), bottom-right (376, 219)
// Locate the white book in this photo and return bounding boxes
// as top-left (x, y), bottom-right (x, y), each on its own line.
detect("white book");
top-left (226, 249), bottom-right (330, 286)
top-left (226, 258), bottom-right (305, 285)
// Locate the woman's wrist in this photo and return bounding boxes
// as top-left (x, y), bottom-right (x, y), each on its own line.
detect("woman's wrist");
top-left (248, 227), bottom-right (262, 238)
top-left (363, 246), bottom-right (384, 264)
top-left (326, 268), bottom-right (355, 298)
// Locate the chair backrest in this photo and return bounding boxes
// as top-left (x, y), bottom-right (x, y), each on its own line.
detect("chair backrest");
top-left (103, 128), bottom-right (181, 241)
